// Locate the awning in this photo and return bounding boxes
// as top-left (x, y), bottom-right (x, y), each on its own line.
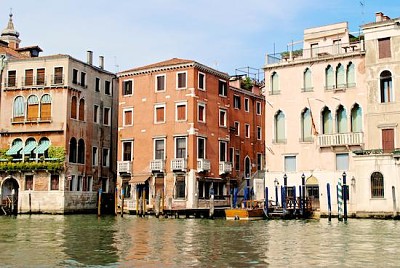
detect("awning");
top-left (129, 175), bottom-right (150, 185)
top-left (6, 141), bottom-right (23, 155)
top-left (21, 141), bottom-right (38, 154)
top-left (33, 140), bottom-right (50, 154)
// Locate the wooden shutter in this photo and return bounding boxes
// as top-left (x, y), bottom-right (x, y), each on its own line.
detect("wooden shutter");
top-left (382, 129), bottom-right (394, 153)
top-left (157, 76), bottom-right (165, 91)
top-left (177, 105), bottom-right (186, 121)
top-left (54, 67), bottom-right (63, 84)
top-left (124, 110), bottom-right (132, 125)
top-left (71, 97), bottom-right (77, 119)
top-left (178, 73), bottom-right (186, 88)
top-left (25, 69), bottom-right (33, 86)
top-left (37, 68), bottom-right (45, 85)
top-left (8, 71), bottom-right (16, 86)
top-left (156, 107), bottom-right (164, 122)
top-left (79, 99), bottom-right (85, 121)
top-left (198, 105), bottom-right (204, 121)
top-left (379, 38), bottom-right (391, 59)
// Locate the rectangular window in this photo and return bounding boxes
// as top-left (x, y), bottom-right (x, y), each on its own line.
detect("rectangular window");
top-left (50, 175), bottom-right (59, 190)
top-left (379, 37), bottom-right (391, 59)
top-left (257, 126), bottom-right (262, 140)
top-left (382, 129), bottom-right (395, 153)
top-left (102, 148), bottom-right (110, 167)
top-left (198, 103), bottom-right (206, 122)
top-left (77, 176), bottom-right (82, 191)
top-left (123, 80), bottom-right (133, 95)
top-left (156, 74), bottom-right (166, 91)
top-left (229, 148), bottom-right (234, 167)
top-left (175, 175), bottom-right (185, 199)
top-left (234, 121), bottom-right (240, 136)
top-left (284, 155), bottom-right (296, 172)
top-left (176, 103), bottom-right (187, 121)
top-left (311, 43), bottom-right (319, 58)
top-left (93, 105), bottom-right (99, 123)
top-left (104, 81), bottom-right (111, 95)
top-left (336, 153), bottom-right (349, 171)
top-left (245, 124), bottom-right (250, 138)
top-left (54, 67), bottom-right (63, 84)
top-left (103, 107), bottom-right (110, 126)
top-left (257, 153), bottom-right (262, 170)
top-left (155, 139), bottom-right (165, 160)
top-left (244, 98), bottom-right (250, 112)
top-left (218, 80), bottom-right (227, 96)
top-left (122, 141), bottom-right (133, 161)
top-left (24, 69), bottom-right (33, 86)
top-left (154, 105), bottom-right (165, 123)
top-left (123, 108), bottom-right (133, 126)
top-left (256, 101), bottom-right (262, 115)
top-left (235, 149), bottom-right (240, 171)
top-left (36, 68), bottom-right (45, 85)
top-left (92, 147), bottom-right (98, 166)
top-left (70, 175), bottom-right (76, 191)
top-left (25, 175), bottom-right (33, 190)
top-left (233, 95), bottom-right (241, 109)
top-left (177, 72), bottom-right (187, 89)
top-left (219, 109), bottom-right (227, 127)
top-left (87, 176), bottom-right (93, 192)
top-left (95, 77), bottom-right (100, 92)
top-left (72, 69), bottom-right (78, 84)
top-left (219, 141), bottom-right (227, 162)
top-left (102, 178), bottom-right (109, 193)
top-left (7, 70), bottom-right (16, 87)
top-left (198, 72), bottom-right (205, 90)
top-left (80, 72), bottom-right (86, 87)
top-left (175, 137), bottom-right (187, 158)
top-left (198, 137), bottom-right (206, 159)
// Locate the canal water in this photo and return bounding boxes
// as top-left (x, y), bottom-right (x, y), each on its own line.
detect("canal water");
top-left (0, 215), bottom-right (399, 267)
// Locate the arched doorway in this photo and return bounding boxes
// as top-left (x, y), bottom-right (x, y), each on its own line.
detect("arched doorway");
top-left (1, 177), bottom-right (20, 214)
top-left (244, 156), bottom-right (251, 178)
top-left (306, 175), bottom-right (320, 210)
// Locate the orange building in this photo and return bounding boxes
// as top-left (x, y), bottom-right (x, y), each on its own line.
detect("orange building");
top-left (117, 58), bottom-right (265, 213)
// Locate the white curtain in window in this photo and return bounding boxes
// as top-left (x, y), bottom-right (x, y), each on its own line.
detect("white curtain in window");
top-left (284, 156), bottom-right (296, 172)
top-left (336, 153), bottom-right (349, 171)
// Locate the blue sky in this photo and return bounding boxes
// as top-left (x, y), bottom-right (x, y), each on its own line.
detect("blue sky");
top-left (2, 0), bottom-right (400, 77)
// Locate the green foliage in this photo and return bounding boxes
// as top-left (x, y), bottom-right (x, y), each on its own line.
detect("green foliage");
top-left (0, 148), bottom-right (13, 161)
top-left (48, 146), bottom-right (66, 161)
top-left (0, 161), bottom-right (64, 172)
top-left (280, 49), bottom-right (303, 59)
top-left (240, 76), bottom-right (253, 90)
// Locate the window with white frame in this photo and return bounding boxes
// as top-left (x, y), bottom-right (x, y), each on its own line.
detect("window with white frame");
top-left (175, 137), bottom-right (187, 158)
top-left (235, 149), bottom-right (240, 171)
top-left (198, 72), bottom-right (206, 90)
top-left (154, 104), bottom-right (166, 124)
top-left (154, 139), bottom-right (165, 160)
top-left (233, 95), bottom-right (241, 109)
top-left (177, 72), bottom-right (187, 89)
top-left (123, 80), bottom-right (133, 95)
top-left (92, 147), bottom-right (98, 166)
top-left (197, 137), bottom-right (206, 159)
top-left (87, 176), bottom-right (93, 192)
top-left (122, 141), bottom-right (133, 161)
top-left (218, 80), bottom-right (227, 96)
top-left (234, 121), bottom-right (240, 136)
top-left (244, 98), bottom-right (250, 112)
top-left (198, 103), bottom-right (206, 123)
top-left (102, 148), bottom-right (110, 167)
top-left (103, 107), bottom-right (111, 126)
top-left (50, 174), bottom-right (59, 191)
top-left (219, 109), bottom-right (227, 127)
top-left (284, 155), bottom-right (296, 172)
top-left (257, 126), bottom-right (262, 140)
top-left (176, 102), bottom-right (187, 121)
top-left (156, 74), bottom-right (166, 92)
top-left (336, 153), bottom-right (349, 171)
top-left (219, 141), bottom-right (227, 161)
top-left (256, 101), bottom-right (262, 115)
top-left (245, 124), bottom-right (250, 138)
top-left (380, 70), bottom-right (393, 103)
top-left (123, 108), bottom-right (133, 126)
top-left (93, 105), bottom-right (99, 123)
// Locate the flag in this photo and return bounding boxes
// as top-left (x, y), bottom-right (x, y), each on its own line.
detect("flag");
top-left (307, 98), bottom-right (319, 136)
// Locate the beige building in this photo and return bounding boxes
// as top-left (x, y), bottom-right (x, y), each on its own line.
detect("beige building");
top-left (264, 21), bottom-right (366, 216)
top-left (0, 14), bottom-right (118, 214)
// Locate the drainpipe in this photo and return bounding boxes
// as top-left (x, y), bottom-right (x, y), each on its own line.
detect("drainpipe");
top-left (0, 55), bottom-right (7, 111)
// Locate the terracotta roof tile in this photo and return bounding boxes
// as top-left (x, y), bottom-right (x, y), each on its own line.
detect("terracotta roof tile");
top-left (0, 46), bottom-right (27, 58)
top-left (121, 58), bottom-right (194, 73)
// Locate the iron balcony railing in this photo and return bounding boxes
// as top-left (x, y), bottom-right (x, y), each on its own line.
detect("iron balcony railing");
top-left (318, 132), bottom-right (363, 147)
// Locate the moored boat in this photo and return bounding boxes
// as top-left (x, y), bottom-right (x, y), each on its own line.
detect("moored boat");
top-left (225, 200), bottom-right (266, 220)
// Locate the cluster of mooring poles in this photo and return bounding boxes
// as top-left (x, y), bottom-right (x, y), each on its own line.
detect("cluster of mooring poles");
top-left (326, 171), bottom-right (348, 222)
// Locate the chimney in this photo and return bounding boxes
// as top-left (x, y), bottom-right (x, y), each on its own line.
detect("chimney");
top-left (87, 50), bottom-right (93, 65)
top-left (376, 12), bottom-right (384, 22)
top-left (99, 56), bottom-right (104, 69)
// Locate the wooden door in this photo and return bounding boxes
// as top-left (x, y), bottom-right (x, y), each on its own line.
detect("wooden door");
top-left (382, 129), bottom-right (394, 153)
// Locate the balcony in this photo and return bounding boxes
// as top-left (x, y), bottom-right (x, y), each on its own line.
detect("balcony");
top-left (318, 132), bottom-right (363, 147)
top-left (51, 74), bottom-right (65, 86)
top-left (117, 161), bottom-right (132, 174)
top-left (4, 78), bottom-right (17, 88)
top-left (197, 159), bottom-right (211, 172)
top-left (219, 161), bottom-right (232, 175)
top-left (171, 158), bottom-right (187, 172)
top-left (150, 159), bottom-right (165, 172)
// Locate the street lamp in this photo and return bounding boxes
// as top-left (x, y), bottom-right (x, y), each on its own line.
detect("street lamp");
top-left (283, 173), bottom-right (287, 187)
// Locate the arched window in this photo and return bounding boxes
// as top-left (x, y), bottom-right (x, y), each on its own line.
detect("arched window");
top-left (271, 72), bottom-right (279, 94)
top-left (303, 68), bottom-right (312, 91)
top-left (77, 139), bottom-right (85, 164)
top-left (351, 104), bottom-right (362, 132)
top-left (274, 110), bottom-right (285, 143)
top-left (78, 98), bottom-right (85, 121)
top-left (325, 65), bottom-right (334, 89)
top-left (321, 107), bottom-right (333, 134)
top-left (6, 138), bottom-right (23, 157)
top-left (27, 95), bottom-right (39, 121)
top-left (347, 62), bottom-right (355, 87)
top-left (40, 94), bottom-right (52, 120)
top-left (34, 137), bottom-right (50, 158)
top-left (71, 96), bottom-right (77, 119)
top-left (380, 70), bottom-right (393, 103)
top-left (69, 137), bottom-right (77, 163)
top-left (336, 105), bottom-right (347, 133)
top-left (371, 172), bottom-right (384, 198)
top-left (336, 64), bottom-right (345, 88)
top-left (301, 108), bottom-right (312, 142)
top-left (21, 138), bottom-right (37, 159)
top-left (13, 96), bottom-right (25, 122)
